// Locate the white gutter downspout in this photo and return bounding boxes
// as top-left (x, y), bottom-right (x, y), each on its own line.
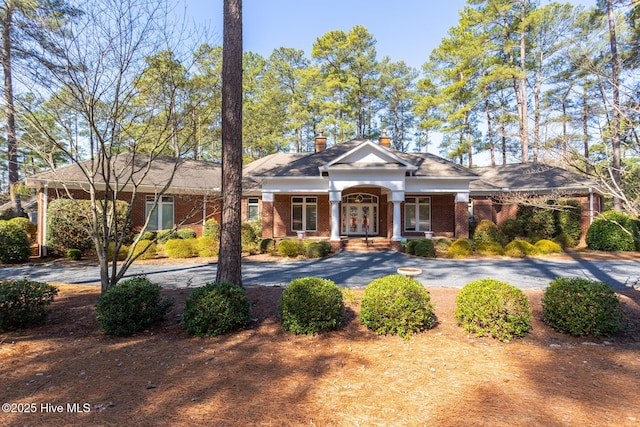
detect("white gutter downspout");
top-left (203, 194), bottom-right (207, 228)
top-left (42, 183), bottom-right (48, 257)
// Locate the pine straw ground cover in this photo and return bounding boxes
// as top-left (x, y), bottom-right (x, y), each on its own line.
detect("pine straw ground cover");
top-left (1, 283), bottom-right (640, 426)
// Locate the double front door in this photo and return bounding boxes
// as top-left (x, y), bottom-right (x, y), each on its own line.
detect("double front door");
top-left (341, 193), bottom-right (378, 235)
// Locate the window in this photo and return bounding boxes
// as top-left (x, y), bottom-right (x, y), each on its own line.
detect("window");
top-left (404, 197), bottom-right (431, 231)
top-left (145, 195), bottom-right (174, 231)
top-left (248, 198), bottom-right (260, 222)
top-left (291, 197), bottom-right (317, 231)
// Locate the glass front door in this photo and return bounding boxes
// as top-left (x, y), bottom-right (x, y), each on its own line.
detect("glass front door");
top-left (341, 194), bottom-right (378, 235)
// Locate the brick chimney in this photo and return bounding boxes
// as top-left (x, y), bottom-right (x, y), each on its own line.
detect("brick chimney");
top-left (379, 129), bottom-right (391, 148)
top-left (315, 130), bottom-right (327, 153)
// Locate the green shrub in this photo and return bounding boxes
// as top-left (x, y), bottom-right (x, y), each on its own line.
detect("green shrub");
top-left (241, 222), bottom-right (261, 253)
top-left (447, 238), bottom-right (473, 258)
top-left (473, 219), bottom-right (502, 245)
top-left (66, 248), bottom-right (82, 260)
top-left (176, 228), bottom-right (196, 240)
top-left (499, 218), bottom-right (524, 242)
top-left (305, 241), bottom-right (331, 258)
top-left (47, 198), bottom-right (131, 254)
top-left (108, 241), bottom-right (128, 261)
top-left (455, 279), bottom-right (532, 342)
top-left (405, 239), bottom-right (419, 255)
top-left (414, 239), bottom-right (436, 258)
top-left (434, 237), bottom-right (452, 251)
top-left (203, 218), bottom-right (220, 240)
top-left (360, 275), bottom-right (435, 339)
top-left (157, 229), bottom-right (179, 243)
top-left (556, 199), bottom-right (583, 244)
top-left (517, 203), bottom-right (556, 241)
top-left (476, 241), bottom-right (505, 256)
top-left (9, 217), bottom-right (36, 243)
top-left (137, 231), bottom-right (156, 241)
top-left (96, 276), bottom-right (173, 336)
top-left (534, 239), bottom-right (563, 255)
top-left (279, 277), bottom-right (344, 335)
top-left (542, 277), bottom-right (627, 336)
top-left (259, 238), bottom-right (275, 254)
top-left (0, 220), bottom-right (32, 263)
top-left (164, 238), bottom-right (195, 258)
top-left (278, 239), bottom-right (302, 257)
top-left (586, 210), bottom-right (637, 252)
top-left (554, 231), bottom-right (577, 249)
top-left (129, 239), bottom-right (157, 260)
top-left (194, 236), bottom-right (218, 257)
top-left (504, 240), bottom-right (539, 258)
top-left (0, 280), bottom-right (59, 331)
top-left (182, 281), bottom-right (250, 336)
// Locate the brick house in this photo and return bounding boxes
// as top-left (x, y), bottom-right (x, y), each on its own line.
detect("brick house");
top-left (24, 135), bottom-right (604, 255)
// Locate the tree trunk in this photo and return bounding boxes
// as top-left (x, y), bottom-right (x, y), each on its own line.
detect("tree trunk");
top-left (583, 79), bottom-right (590, 174)
top-left (485, 97), bottom-right (496, 166)
top-left (606, 0), bottom-right (622, 211)
top-left (216, 0), bottom-right (243, 286)
top-left (1, 6), bottom-right (22, 217)
top-left (518, 0), bottom-right (529, 163)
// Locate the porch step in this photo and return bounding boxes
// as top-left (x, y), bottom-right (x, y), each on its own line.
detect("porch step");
top-left (342, 238), bottom-right (392, 252)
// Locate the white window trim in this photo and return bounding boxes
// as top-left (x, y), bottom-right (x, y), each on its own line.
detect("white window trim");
top-left (145, 195), bottom-right (174, 231)
top-left (247, 198), bottom-right (260, 222)
top-left (404, 196), bottom-right (432, 232)
top-left (291, 196), bottom-right (317, 232)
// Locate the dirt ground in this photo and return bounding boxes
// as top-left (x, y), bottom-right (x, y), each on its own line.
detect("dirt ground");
top-left (1, 265), bottom-right (640, 427)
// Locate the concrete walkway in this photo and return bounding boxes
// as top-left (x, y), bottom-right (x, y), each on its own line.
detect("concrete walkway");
top-left (1, 251), bottom-right (639, 291)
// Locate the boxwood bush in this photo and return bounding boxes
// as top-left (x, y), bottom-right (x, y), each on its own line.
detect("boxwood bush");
top-left (534, 239), bottom-right (563, 255)
top-left (476, 241), bottom-right (505, 256)
top-left (455, 279), bottom-right (532, 342)
top-left (504, 240), bottom-right (539, 258)
top-left (446, 238), bottom-right (473, 258)
top-left (434, 237), bottom-right (452, 252)
top-left (164, 238), bottom-right (195, 258)
top-left (259, 238), bottom-right (275, 254)
top-left (360, 274), bottom-right (435, 339)
top-left (0, 280), bottom-right (58, 331)
top-left (193, 236), bottom-right (218, 257)
top-left (305, 241), bottom-right (332, 258)
top-left (182, 281), bottom-right (250, 336)
top-left (586, 210), bottom-right (638, 252)
top-left (0, 220), bottom-right (32, 263)
top-left (66, 248), bottom-right (82, 260)
top-left (414, 238), bottom-right (436, 258)
top-left (473, 219), bottom-right (503, 245)
top-left (279, 277), bottom-right (343, 335)
top-left (542, 278), bottom-right (627, 336)
top-left (129, 239), bottom-right (158, 260)
top-left (277, 238), bottom-right (302, 257)
top-left (405, 239), bottom-right (419, 255)
top-left (499, 218), bottom-right (524, 242)
top-left (96, 276), bottom-right (173, 336)
top-left (176, 228), bottom-right (196, 240)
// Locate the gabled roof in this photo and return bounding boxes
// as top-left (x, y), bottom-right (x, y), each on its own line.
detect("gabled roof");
top-left (25, 153), bottom-right (222, 195)
top-left (471, 162), bottom-right (600, 194)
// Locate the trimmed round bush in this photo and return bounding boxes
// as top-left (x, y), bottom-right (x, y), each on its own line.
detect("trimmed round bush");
top-left (434, 237), bottom-right (452, 252)
top-left (447, 238), bottom-right (473, 258)
top-left (176, 228), bottom-right (196, 240)
top-left (96, 276), bottom-right (174, 336)
top-left (586, 210), bottom-right (637, 252)
top-left (157, 229), bottom-right (179, 243)
top-left (203, 218), bottom-right (220, 240)
top-left (194, 236), bottom-right (218, 257)
top-left (164, 238), bottom-right (195, 258)
top-left (476, 241), bottom-right (505, 256)
top-left (0, 220), bottom-right (32, 264)
top-left (504, 240), bottom-right (539, 258)
top-left (0, 280), bottom-right (58, 331)
top-left (305, 241), bottom-right (331, 258)
top-left (182, 281), bottom-right (250, 337)
top-left (136, 231), bottom-right (156, 241)
top-left (414, 239), bottom-right (436, 258)
top-left (542, 277), bottom-right (627, 336)
top-left (499, 218), bottom-right (524, 242)
top-left (259, 238), bottom-right (275, 254)
top-left (277, 238), bottom-right (302, 257)
top-left (108, 241), bottom-right (128, 261)
top-left (455, 279), bottom-right (532, 342)
top-left (360, 275), bottom-right (435, 339)
top-left (279, 277), bottom-right (343, 335)
top-left (405, 239), bottom-right (419, 255)
top-left (9, 217), bottom-right (36, 243)
top-left (66, 248), bottom-right (82, 260)
top-left (534, 239), bottom-right (563, 255)
top-left (129, 239), bottom-right (157, 260)
top-left (473, 219), bottom-right (502, 245)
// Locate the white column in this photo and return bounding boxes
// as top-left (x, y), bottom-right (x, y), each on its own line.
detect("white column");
top-left (392, 201), bottom-right (402, 241)
top-left (330, 200), bottom-right (341, 241)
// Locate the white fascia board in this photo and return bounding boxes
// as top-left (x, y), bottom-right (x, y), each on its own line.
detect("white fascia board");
top-left (262, 177), bottom-right (329, 193)
top-left (24, 178), bottom-right (220, 195)
top-left (328, 169), bottom-right (406, 192)
top-left (406, 178), bottom-right (470, 193)
top-left (470, 185), bottom-right (599, 197)
top-left (319, 140), bottom-right (417, 171)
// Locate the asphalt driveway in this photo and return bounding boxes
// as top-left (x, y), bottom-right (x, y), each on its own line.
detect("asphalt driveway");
top-left (1, 251), bottom-right (639, 291)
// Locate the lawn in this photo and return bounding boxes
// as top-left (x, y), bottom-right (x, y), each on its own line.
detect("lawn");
top-left (1, 282), bottom-right (639, 426)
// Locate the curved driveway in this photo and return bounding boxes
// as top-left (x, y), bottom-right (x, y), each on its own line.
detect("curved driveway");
top-left (1, 251), bottom-right (639, 291)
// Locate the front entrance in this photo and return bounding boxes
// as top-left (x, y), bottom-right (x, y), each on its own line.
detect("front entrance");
top-left (341, 193), bottom-right (378, 236)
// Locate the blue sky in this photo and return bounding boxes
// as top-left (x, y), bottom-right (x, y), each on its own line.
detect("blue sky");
top-left (184, 0), bottom-right (596, 70)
